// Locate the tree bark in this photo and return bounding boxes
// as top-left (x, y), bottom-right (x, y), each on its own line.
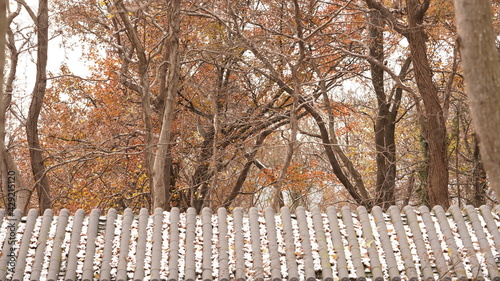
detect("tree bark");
top-left (26, 0), bottom-right (51, 212)
top-left (271, 0), bottom-right (303, 211)
top-left (223, 127), bottom-right (274, 208)
top-left (364, 0), bottom-right (450, 208)
top-left (272, 88), bottom-right (298, 211)
top-left (366, 2), bottom-right (396, 209)
top-left (454, 0), bottom-right (500, 202)
top-left (1, 0), bottom-right (8, 210)
top-left (472, 135), bottom-right (486, 206)
top-left (191, 129), bottom-right (214, 211)
top-left (364, 1), bottom-right (413, 209)
top-left (405, 0), bottom-right (450, 208)
top-left (152, 0), bottom-right (181, 210)
top-left (0, 2), bottom-right (29, 213)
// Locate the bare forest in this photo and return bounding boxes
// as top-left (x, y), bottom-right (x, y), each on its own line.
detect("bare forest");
top-left (1, 0), bottom-right (499, 214)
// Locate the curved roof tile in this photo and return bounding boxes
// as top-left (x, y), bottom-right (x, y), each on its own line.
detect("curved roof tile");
top-left (0, 205), bottom-right (499, 281)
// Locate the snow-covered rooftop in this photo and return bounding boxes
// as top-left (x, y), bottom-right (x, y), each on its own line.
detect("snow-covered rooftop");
top-left (0, 205), bottom-right (499, 281)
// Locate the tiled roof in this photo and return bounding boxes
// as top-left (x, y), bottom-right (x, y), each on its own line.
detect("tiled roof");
top-left (0, 205), bottom-right (499, 281)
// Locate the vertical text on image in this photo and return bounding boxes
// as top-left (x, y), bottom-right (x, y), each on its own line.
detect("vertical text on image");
top-left (7, 170), bottom-right (16, 215)
top-left (6, 170), bottom-right (17, 272)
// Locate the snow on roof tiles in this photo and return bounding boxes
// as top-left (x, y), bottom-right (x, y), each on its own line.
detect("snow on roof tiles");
top-left (0, 205), bottom-right (499, 281)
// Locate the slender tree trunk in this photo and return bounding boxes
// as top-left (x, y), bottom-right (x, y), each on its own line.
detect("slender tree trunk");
top-left (191, 131), bottom-right (213, 211)
top-left (26, 0), bottom-right (51, 212)
top-left (305, 103), bottom-right (371, 207)
top-left (273, 88), bottom-right (298, 211)
top-left (191, 66), bottom-right (229, 212)
top-left (406, 0), bottom-right (449, 208)
top-left (272, 0), bottom-right (304, 211)
top-left (1, 0), bottom-right (8, 210)
top-left (151, 0), bottom-right (181, 210)
top-left (387, 63), bottom-right (413, 207)
top-left (223, 128), bottom-right (274, 208)
top-left (113, 0), bottom-right (156, 209)
top-left (0, 3), bottom-right (29, 213)
top-left (365, 3), bottom-right (412, 209)
top-left (163, 148), bottom-right (175, 211)
top-left (206, 66), bottom-right (229, 210)
top-left (317, 70), bottom-right (371, 207)
top-left (454, 0), bottom-right (500, 201)
top-left (472, 135), bottom-right (486, 206)
top-left (374, 58), bottom-right (411, 208)
top-left (366, 2), bottom-right (396, 209)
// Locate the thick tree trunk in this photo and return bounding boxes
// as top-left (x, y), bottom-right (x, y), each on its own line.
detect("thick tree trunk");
top-left (26, 0), bottom-right (51, 212)
top-left (454, 0), bottom-right (500, 201)
top-left (406, 0), bottom-right (449, 208)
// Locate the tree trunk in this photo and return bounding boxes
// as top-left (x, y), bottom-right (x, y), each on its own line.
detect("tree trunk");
top-left (316, 71), bottom-right (371, 207)
top-left (272, 89), bottom-right (298, 212)
top-left (0, 0), bottom-right (8, 211)
top-left (406, 0), bottom-right (449, 208)
top-left (0, 3), bottom-right (29, 213)
top-left (472, 135), bottom-right (486, 206)
top-left (305, 102), bottom-right (371, 207)
top-left (191, 135), bottom-right (213, 212)
top-left (113, 0), bottom-right (155, 210)
top-left (366, 2), bottom-right (396, 209)
top-left (365, 3), bottom-right (413, 209)
top-left (26, 0), bottom-right (51, 212)
top-left (151, 0), bottom-right (181, 210)
top-left (272, 0), bottom-right (304, 211)
top-left (454, 0), bottom-right (500, 201)
top-left (380, 58), bottom-right (411, 208)
top-left (364, 0), bottom-right (450, 208)
top-left (223, 128), bottom-right (273, 208)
